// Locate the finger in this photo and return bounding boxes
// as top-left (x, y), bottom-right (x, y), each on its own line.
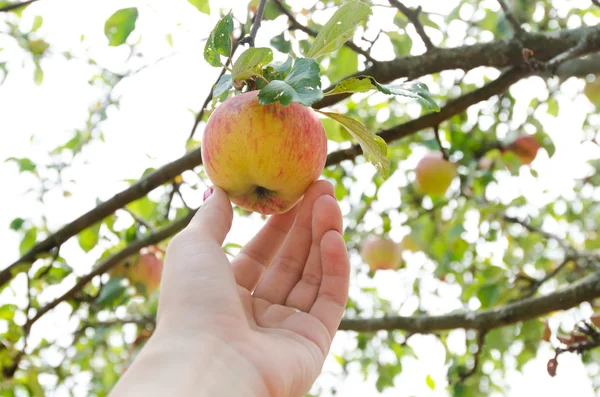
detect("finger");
top-left (158, 187), bottom-right (239, 321)
top-left (231, 204), bottom-right (299, 291)
top-left (253, 180), bottom-right (335, 304)
top-left (251, 298), bottom-right (296, 329)
top-left (285, 195), bottom-right (343, 312)
top-left (308, 230), bottom-right (350, 339)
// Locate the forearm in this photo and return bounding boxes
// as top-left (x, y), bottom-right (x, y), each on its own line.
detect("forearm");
top-left (108, 329), bottom-right (269, 397)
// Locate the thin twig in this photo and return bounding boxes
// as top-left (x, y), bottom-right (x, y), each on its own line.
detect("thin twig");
top-left (497, 0), bottom-right (525, 37)
top-left (388, 0), bottom-right (435, 51)
top-left (0, 0), bottom-right (39, 12)
top-left (457, 330), bottom-right (487, 382)
top-left (433, 125), bottom-right (450, 161)
top-left (123, 208), bottom-right (154, 231)
top-left (238, 0), bottom-right (268, 47)
top-left (188, 31), bottom-right (244, 142)
top-left (503, 215), bottom-right (571, 251)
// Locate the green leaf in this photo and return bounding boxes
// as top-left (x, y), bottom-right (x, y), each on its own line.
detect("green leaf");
top-left (321, 118), bottom-right (352, 142)
top-left (78, 222), bottom-right (101, 253)
top-left (387, 31), bottom-right (412, 57)
top-left (305, 0), bottom-right (372, 59)
top-left (9, 217), bottom-right (25, 231)
top-left (34, 63), bottom-right (44, 85)
top-left (270, 32), bottom-right (291, 53)
top-left (19, 228), bottom-right (38, 255)
top-left (546, 97), bottom-right (559, 117)
top-left (213, 74), bottom-right (232, 98)
top-left (258, 58), bottom-right (323, 107)
top-left (96, 277), bottom-right (127, 305)
top-left (6, 157), bottom-right (36, 173)
top-left (0, 304), bottom-right (17, 320)
top-left (204, 12), bottom-right (234, 67)
top-left (425, 374), bottom-right (436, 390)
top-left (325, 75), bottom-right (439, 111)
top-left (232, 48), bottom-right (273, 81)
top-left (31, 16), bottom-right (43, 32)
top-left (326, 46), bottom-right (358, 82)
top-left (104, 8), bottom-right (139, 47)
top-left (188, 0), bottom-right (210, 14)
top-left (318, 111), bottom-right (389, 175)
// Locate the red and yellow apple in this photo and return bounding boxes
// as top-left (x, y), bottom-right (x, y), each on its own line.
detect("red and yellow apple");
top-left (201, 91), bottom-right (328, 215)
top-left (360, 236), bottom-right (402, 271)
top-left (110, 246), bottom-right (163, 295)
top-left (505, 136), bottom-right (540, 165)
top-left (415, 152), bottom-right (457, 196)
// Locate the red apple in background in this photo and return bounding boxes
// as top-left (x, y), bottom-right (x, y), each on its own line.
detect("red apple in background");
top-left (109, 246), bottom-right (163, 295)
top-left (415, 152), bottom-right (457, 196)
top-left (201, 91), bottom-right (328, 215)
top-left (360, 236), bottom-right (402, 271)
top-left (505, 136), bottom-right (540, 165)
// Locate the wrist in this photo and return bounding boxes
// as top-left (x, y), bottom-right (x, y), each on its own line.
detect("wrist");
top-left (110, 325), bottom-right (270, 397)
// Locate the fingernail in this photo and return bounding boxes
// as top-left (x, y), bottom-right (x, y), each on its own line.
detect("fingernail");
top-left (203, 186), bottom-right (214, 201)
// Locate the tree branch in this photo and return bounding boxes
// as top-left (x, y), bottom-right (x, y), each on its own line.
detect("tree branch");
top-left (272, 0), bottom-right (376, 64)
top-left (26, 210), bottom-right (197, 326)
top-left (457, 330), bottom-right (487, 382)
top-left (388, 0), bottom-right (435, 51)
top-left (238, 0), bottom-right (268, 47)
top-left (339, 272), bottom-right (600, 332)
top-left (314, 25), bottom-right (600, 108)
top-left (0, 67), bottom-right (527, 287)
top-left (325, 67), bottom-right (528, 166)
top-left (497, 0), bottom-right (525, 38)
top-left (0, 0), bottom-right (38, 13)
top-left (5, 26), bottom-right (598, 289)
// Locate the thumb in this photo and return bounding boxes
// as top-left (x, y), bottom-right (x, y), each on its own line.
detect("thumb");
top-left (184, 186), bottom-right (233, 246)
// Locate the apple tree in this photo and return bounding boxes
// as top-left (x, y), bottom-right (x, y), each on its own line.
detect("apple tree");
top-left (1, 0), bottom-right (600, 395)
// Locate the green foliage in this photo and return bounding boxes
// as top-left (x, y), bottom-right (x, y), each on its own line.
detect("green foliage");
top-left (204, 11), bottom-right (234, 67)
top-left (319, 111), bottom-right (389, 176)
top-left (258, 57), bottom-right (323, 106)
top-left (187, 0), bottom-right (210, 15)
top-left (104, 8), bottom-right (139, 47)
top-left (305, 0), bottom-right (371, 59)
top-left (326, 76), bottom-right (439, 111)
top-left (3, 0), bottom-right (600, 396)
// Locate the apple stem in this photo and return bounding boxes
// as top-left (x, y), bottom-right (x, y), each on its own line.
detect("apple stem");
top-left (238, 0), bottom-right (268, 48)
top-left (433, 125), bottom-right (451, 161)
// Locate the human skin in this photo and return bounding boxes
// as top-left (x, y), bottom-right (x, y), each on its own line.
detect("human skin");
top-left (108, 181), bottom-right (350, 397)
top-left (201, 91), bottom-right (328, 215)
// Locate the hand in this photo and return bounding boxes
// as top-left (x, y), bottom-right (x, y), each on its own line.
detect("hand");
top-left (109, 180), bottom-right (350, 397)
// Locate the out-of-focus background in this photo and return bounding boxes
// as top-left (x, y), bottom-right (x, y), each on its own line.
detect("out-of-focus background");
top-left (1, 0), bottom-right (600, 395)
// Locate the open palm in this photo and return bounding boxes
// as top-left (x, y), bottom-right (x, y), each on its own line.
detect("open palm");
top-left (155, 181), bottom-right (350, 397)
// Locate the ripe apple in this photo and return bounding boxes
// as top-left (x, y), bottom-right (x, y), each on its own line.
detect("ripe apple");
top-left (415, 152), bottom-right (457, 196)
top-left (110, 247), bottom-right (163, 295)
top-left (505, 136), bottom-right (540, 165)
top-left (400, 234), bottom-right (419, 252)
top-left (201, 91), bottom-right (328, 215)
top-left (360, 236), bottom-right (402, 271)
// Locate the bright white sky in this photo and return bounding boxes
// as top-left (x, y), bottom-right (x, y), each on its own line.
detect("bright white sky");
top-left (1, 0), bottom-right (599, 395)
